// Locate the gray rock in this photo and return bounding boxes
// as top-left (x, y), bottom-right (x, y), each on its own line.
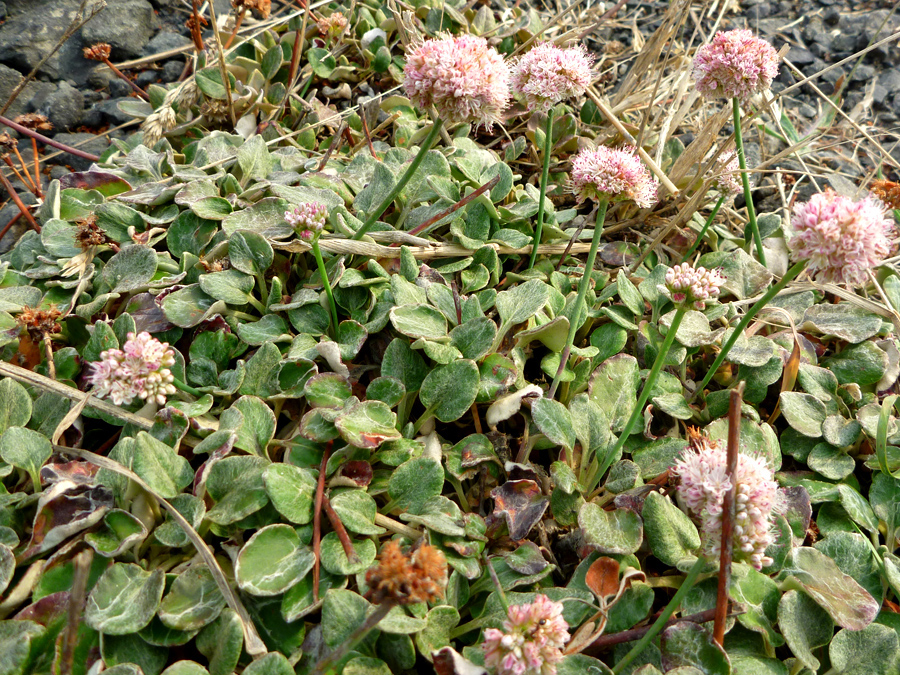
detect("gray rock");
top-left (0, 203), bottom-right (28, 255)
top-left (136, 70), bottom-right (159, 89)
top-left (0, 2), bottom-right (6, 20)
top-left (788, 47), bottom-right (815, 66)
top-left (35, 81), bottom-right (84, 132)
top-left (873, 85), bottom-right (889, 108)
top-left (142, 31), bottom-right (192, 57)
top-left (0, 0), bottom-right (84, 80)
top-left (161, 60), bottom-right (184, 83)
top-left (850, 64), bottom-right (875, 83)
top-left (0, 64), bottom-right (50, 119)
top-left (108, 78), bottom-right (133, 98)
top-left (44, 132), bottom-right (109, 171)
top-left (798, 103), bottom-right (817, 118)
top-left (92, 98), bottom-right (135, 127)
top-left (82, 0), bottom-right (156, 59)
top-left (879, 70), bottom-right (900, 97)
top-left (48, 165), bottom-right (70, 180)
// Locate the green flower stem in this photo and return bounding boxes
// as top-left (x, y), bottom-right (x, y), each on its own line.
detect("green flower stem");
top-left (172, 377), bottom-right (202, 397)
top-left (549, 198), bottom-right (609, 398)
top-left (310, 602), bottom-right (394, 675)
top-left (681, 194), bottom-right (726, 262)
top-left (351, 118), bottom-right (445, 241)
top-left (528, 109), bottom-right (555, 270)
top-left (692, 258), bottom-right (808, 401)
top-left (254, 272), bottom-right (269, 307)
top-left (247, 294), bottom-right (267, 315)
top-left (611, 555), bottom-right (706, 675)
top-left (602, 307), bottom-right (686, 481)
top-left (312, 238), bottom-right (339, 336)
top-left (733, 98), bottom-right (765, 266)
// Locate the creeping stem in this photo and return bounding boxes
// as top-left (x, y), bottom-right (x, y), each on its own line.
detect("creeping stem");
top-left (528, 108), bottom-right (555, 269)
top-left (733, 98), bottom-right (765, 265)
top-left (549, 198), bottom-right (609, 399)
top-left (352, 119), bottom-right (445, 241)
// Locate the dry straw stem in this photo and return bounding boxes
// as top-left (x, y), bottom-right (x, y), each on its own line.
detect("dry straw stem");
top-left (207, 1), bottom-right (237, 128)
top-left (275, 238), bottom-right (599, 259)
top-left (52, 444), bottom-right (268, 656)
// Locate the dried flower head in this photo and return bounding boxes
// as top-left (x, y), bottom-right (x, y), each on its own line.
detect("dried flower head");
top-left (83, 43), bottom-right (112, 62)
top-left (87, 331), bottom-right (177, 406)
top-left (692, 29), bottom-right (779, 104)
top-left (12, 113), bottom-right (52, 132)
top-left (568, 146), bottom-right (658, 208)
top-left (0, 132), bottom-right (16, 156)
top-left (871, 180), bottom-right (900, 211)
top-left (710, 151), bottom-right (743, 198)
top-left (482, 594), bottom-right (570, 675)
top-left (74, 215), bottom-right (111, 250)
top-left (510, 42), bottom-right (594, 113)
top-left (16, 306), bottom-right (62, 342)
top-left (403, 34), bottom-right (510, 129)
top-left (199, 98), bottom-right (230, 125)
top-left (787, 189), bottom-right (896, 286)
top-left (233, 0), bottom-right (270, 18)
top-left (317, 12), bottom-right (347, 42)
top-left (285, 202), bottom-right (328, 241)
top-left (664, 263), bottom-right (726, 310)
top-left (365, 540), bottom-right (448, 605)
top-left (673, 431), bottom-right (780, 570)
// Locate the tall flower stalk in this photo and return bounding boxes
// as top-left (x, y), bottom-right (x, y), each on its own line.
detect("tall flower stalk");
top-left (693, 189), bottom-right (894, 399)
top-left (286, 203), bottom-right (339, 334)
top-left (693, 29), bottom-right (780, 265)
top-left (352, 35), bottom-right (509, 241)
top-left (682, 152), bottom-right (742, 262)
top-left (549, 146), bottom-right (658, 398)
top-left (602, 264), bottom-right (725, 485)
top-left (510, 42), bottom-right (593, 269)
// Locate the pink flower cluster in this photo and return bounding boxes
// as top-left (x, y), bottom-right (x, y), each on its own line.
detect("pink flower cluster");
top-left (510, 42), bottom-right (594, 113)
top-left (482, 595), bottom-right (570, 675)
top-left (403, 35), bottom-right (510, 129)
top-left (711, 151), bottom-right (743, 198)
top-left (664, 263), bottom-right (726, 310)
top-left (87, 332), bottom-right (177, 406)
top-left (568, 146), bottom-right (658, 208)
top-left (285, 203), bottom-right (328, 241)
top-left (692, 29), bottom-right (780, 104)
top-left (673, 437), bottom-right (780, 570)
top-left (787, 190), bottom-right (895, 286)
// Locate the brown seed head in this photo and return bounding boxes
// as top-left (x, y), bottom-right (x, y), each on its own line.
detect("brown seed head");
top-left (365, 540), bottom-right (448, 605)
top-left (12, 114), bottom-right (53, 132)
top-left (74, 215), bottom-right (111, 250)
top-left (17, 305), bottom-right (62, 341)
top-left (0, 132), bottom-right (16, 156)
top-left (871, 180), bottom-right (900, 211)
top-left (84, 43), bottom-right (112, 62)
top-left (232, 0), bottom-right (271, 18)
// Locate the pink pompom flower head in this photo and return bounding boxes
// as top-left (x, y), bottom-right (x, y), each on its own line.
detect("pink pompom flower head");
top-left (285, 202), bottom-right (328, 242)
top-left (482, 594), bottom-right (570, 675)
top-left (787, 189), bottom-right (896, 286)
top-left (673, 430), bottom-right (780, 570)
top-left (692, 29), bottom-right (780, 105)
top-left (88, 331), bottom-right (177, 406)
top-left (510, 42), bottom-right (594, 113)
top-left (568, 146), bottom-right (658, 208)
top-left (403, 34), bottom-right (510, 129)
top-left (663, 263), bottom-right (726, 311)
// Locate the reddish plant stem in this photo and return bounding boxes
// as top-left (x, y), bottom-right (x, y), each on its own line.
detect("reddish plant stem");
top-left (714, 382), bottom-right (744, 646)
top-left (584, 607), bottom-right (735, 654)
top-left (312, 442), bottom-right (332, 602)
top-left (0, 171), bottom-right (39, 231)
top-left (2, 156), bottom-right (36, 194)
top-left (322, 494), bottom-right (360, 564)
top-left (0, 115), bottom-right (100, 161)
top-left (360, 112), bottom-right (377, 160)
top-left (189, 0), bottom-right (206, 51)
top-left (101, 58), bottom-right (150, 101)
top-left (30, 139), bottom-right (42, 197)
top-left (317, 121), bottom-right (346, 171)
top-left (12, 147), bottom-right (38, 193)
top-left (224, 9), bottom-right (246, 49)
top-left (393, 174), bottom-right (501, 246)
top-left (0, 210), bottom-right (21, 241)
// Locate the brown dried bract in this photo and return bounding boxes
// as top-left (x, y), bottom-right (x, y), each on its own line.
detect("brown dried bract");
top-left (233, 0), bottom-right (271, 18)
top-left (871, 180), bottom-right (900, 211)
top-left (17, 305), bottom-right (62, 341)
top-left (0, 132), bottom-right (16, 155)
top-left (365, 540), bottom-right (448, 605)
top-left (74, 215), bottom-right (111, 249)
top-left (83, 43), bottom-right (112, 62)
top-left (12, 114), bottom-right (52, 132)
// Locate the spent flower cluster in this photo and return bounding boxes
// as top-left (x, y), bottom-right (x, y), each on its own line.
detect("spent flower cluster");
top-left (285, 203), bottom-right (328, 241)
top-left (365, 540), bottom-right (448, 605)
top-left (482, 595), bottom-right (570, 675)
top-left (88, 332), bottom-right (177, 406)
top-left (664, 263), bottom-right (726, 311)
top-left (711, 151), bottom-right (743, 198)
top-left (787, 190), bottom-right (895, 286)
top-left (510, 42), bottom-right (594, 113)
top-left (692, 29), bottom-right (780, 104)
top-left (673, 433), bottom-right (780, 570)
top-left (403, 35), bottom-right (510, 129)
top-left (568, 146), bottom-right (658, 208)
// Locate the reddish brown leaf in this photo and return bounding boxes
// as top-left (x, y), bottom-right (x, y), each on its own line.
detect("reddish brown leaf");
top-left (585, 557), bottom-right (621, 601)
top-left (489, 479), bottom-right (549, 541)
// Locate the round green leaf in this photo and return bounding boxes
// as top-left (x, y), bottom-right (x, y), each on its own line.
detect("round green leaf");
top-left (101, 244), bottom-right (158, 293)
top-left (0, 426), bottom-right (51, 481)
top-left (158, 564), bottom-right (226, 631)
top-left (236, 524), bottom-right (315, 596)
top-left (0, 379), bottom-right (32, 433)
top-left (778, 590), bottom-right (833, 672)
top-left (330, 489), bottom-right (386, 536)
top-left (229, 230), bottom-right (275, 277)
top-left (389, 304), bottom-right (448, 340)
top-left (335, 400), bottom-right (401, 449)
top-left (830, 623), bottom-right (900, 675)
top-left (388, 457), bottom-right (444, 514)
top-left (531, 398), bottom-right (576, 451)
top-left (320, 532), bottom-right (376, 575)
top-left (642, 491), bottom-right (700, 566)
top-left (420, 359), bottom-right (479, 423)
top-left (304, 373), bottom-right (352, 409)
top-left (85, 562), bottom-right (166, 635)
top-left (578, 503), bottom-right (643, 555)
top-left (264, 463), bottom-right (317, 524)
